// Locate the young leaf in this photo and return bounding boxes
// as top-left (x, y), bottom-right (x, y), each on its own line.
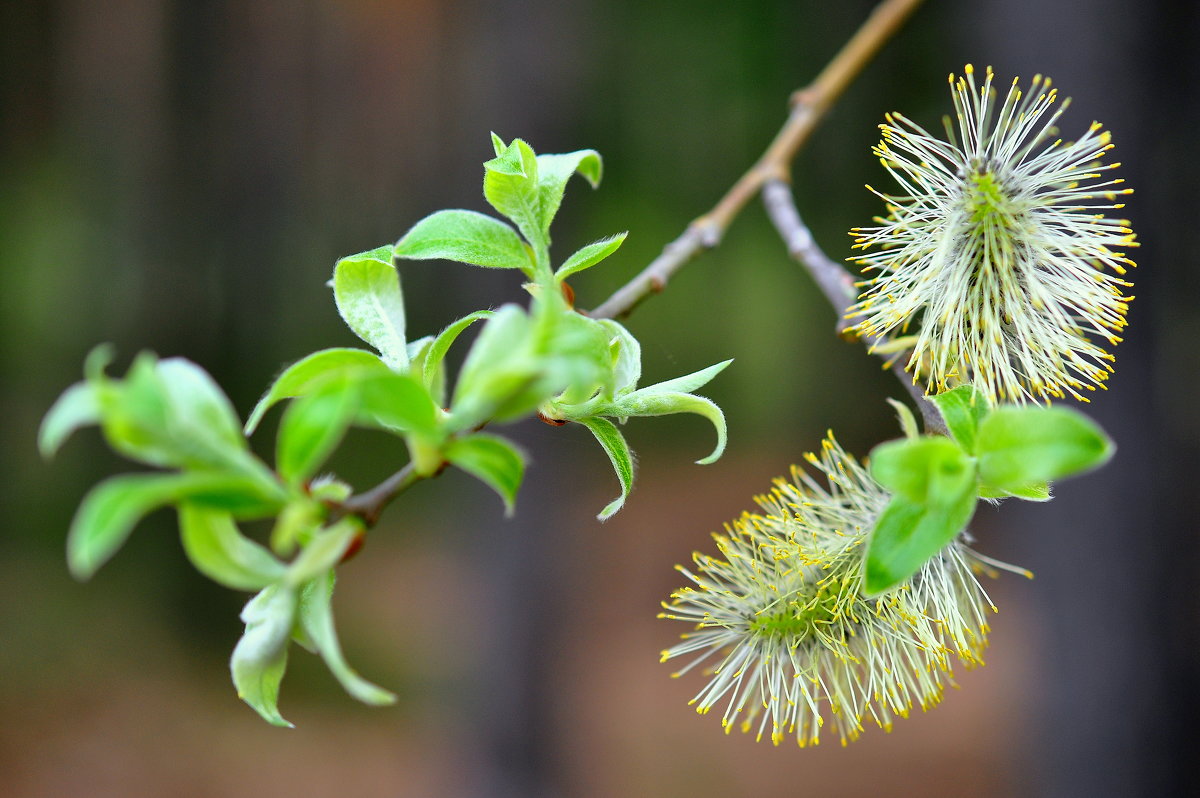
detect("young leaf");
top-left (276, 382), bottom-right (359, 486)
top-left (444, 433), bottom-right (526, 516)
top-left (422, 310), bottom-right (492, 405)
top-left (979, 481), bottom-right (1052, 501)
top-left (886, 397), bottom-right (920, 440)
top-left (394, 209), bottom-right (533, 275)
top-left (231, 584), bottom-right (297, 727)
top-left (483, 138), bottom-right (542, 244)
top-left (68, 471), bottom-right (283, 580)
top-left (578, 416), bottom-right (635, 521)
top-left (976, 406), bottom-right (1114, 489)
top-left (535, 149), bottom-right (602, 233)
top-left (636, 359), bottom-right (732, 397)
top-left (596, 319), bottom-right (641, 397)
top-left (246, 348), bottom-right (388, 434)
top-left (285, 518), bottom-right (362, 587)
top-left (869, 436), bottom-right (976, 507)
top-left (929, 385), bottom-right (991, 453)
top-left (556, 232), bottom-right (627, 281)
top-left (608, 390), bottom-right (727, 464)
top-left (449, 305), bottom-right (545, 429)
top-left (178, 503), bottom-right (287, 591)
top-left (332, 250), bottom-right (408, 370)
top-left (296, 571), bottom-right (397, 706)
top-left (354, 372), bottom-right (441, 437)
top-left (39, 381), bottom-right (100, 458)
top-left (863, 489), bottom-right (978, 597)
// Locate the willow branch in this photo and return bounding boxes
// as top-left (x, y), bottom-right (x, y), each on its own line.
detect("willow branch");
top-left (761, 179), bottom-right (945, 434)
top-left (589, 0), bottom-right (924, 321)
top-left (336, 462), bottom-right (424, 527)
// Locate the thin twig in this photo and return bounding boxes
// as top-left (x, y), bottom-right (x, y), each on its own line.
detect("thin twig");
top-left (339, 0), bottom-right (927, 525)
top-left (589, 0), bottom-right (924, 321)
top-left (761, 180), bottom-right (946, 434)
top-left (337, 463), bottom-right (423, 526)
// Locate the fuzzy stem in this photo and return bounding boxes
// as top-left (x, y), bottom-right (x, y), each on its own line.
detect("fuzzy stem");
top-left (760, 179), bottom-right (946, 434)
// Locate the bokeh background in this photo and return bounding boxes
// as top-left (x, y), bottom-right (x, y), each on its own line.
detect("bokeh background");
top-left (2, 0), bottom-right (1195, 796)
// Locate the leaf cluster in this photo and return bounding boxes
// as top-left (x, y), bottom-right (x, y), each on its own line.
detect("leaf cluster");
top-left (863, 386), bottom-right (1114, 596)
top-left (41, 136), bottom-right (733, 725)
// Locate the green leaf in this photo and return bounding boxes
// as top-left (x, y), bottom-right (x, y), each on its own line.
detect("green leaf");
top-left (608, 390), bottom-right (727, 464)
top-left (596, 320), bottom-right (641, 397)
top-left (979, 481), bottom-right (1052, 501)
top-left (929, 385), bottom-right (991, 453)
top-left (94, 355), bottom-right (254, 473)
top-left (535, 149), bottom-right (602, 233)
top-left (40, 381), bottom-right (100, 458)
top-left (354, 372), bottom-right (441, 437)
top-left (394, 209), bottom-right (533, 275)
top-left (638, 359), bottom-right (732, 397)
top-left (886, 397), bottom-right (920, 440)
top-left (296, 571), bottom-right (396, 706)
top-left (332, 249), bottom-right (408, 370)
top-left (68, 471), bottom-right (284, 580)
top-left (285, 518), bottom-right (362, 587)
top-left (578, 416), bottom-right (635, 521)
top-left (231, 584), bottom-right (297, 727)
top-left (422, 310), bottom-right (492, 405)
top-left (276, 382), bottom-right (359, 486)
top-left (869, 436), bottom-right (976, 507)
top-left (444, 433), bottom-right (526, 516)
top-left (556, 232), bottom-right (626, 281)
top-left (246, 348), bottom-right (389, 434)
top-left (178, 503), bottom-right (287, 591)
top-left (484, 134), bottom-right (527, 175)
top-left (976, 406), bottom-right (1114, 489)
top-left (483, 138), bottom-right (542, 245)
top-left (863, 490), bottom-right (977, 597)
top-left (449, 305), bottom-right (545, 429)
top-left (546, 312), bottom-right (617, 406)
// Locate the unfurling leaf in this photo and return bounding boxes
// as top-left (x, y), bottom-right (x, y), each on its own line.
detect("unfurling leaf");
top-left (231, 584), bottom-right (298, 727)
top-left (608, 390), bottom-right (728, 465)
top-left (929, 385), bottom-right (991, 454)
top-left (535, 149), bottom-right (602, 233)
top-left (579, 416), bottom-right (635, 521)
top-left (296, 571), bottom-right (396, 706)
top-left (39, 381), bottom-right (100, 458)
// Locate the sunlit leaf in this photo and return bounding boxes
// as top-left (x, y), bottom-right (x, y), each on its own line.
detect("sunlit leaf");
top-left (395, 209), bottom-right (533, 275)
top-left (332, 248), bottom-right (407, 370)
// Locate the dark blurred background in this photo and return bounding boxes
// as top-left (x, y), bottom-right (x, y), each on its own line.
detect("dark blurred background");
top-left (1, 0), bottom-right (1195, 796)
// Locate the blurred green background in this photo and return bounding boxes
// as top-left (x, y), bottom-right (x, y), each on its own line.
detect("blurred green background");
top-left (1, 0), bottom-right (1193, 796)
